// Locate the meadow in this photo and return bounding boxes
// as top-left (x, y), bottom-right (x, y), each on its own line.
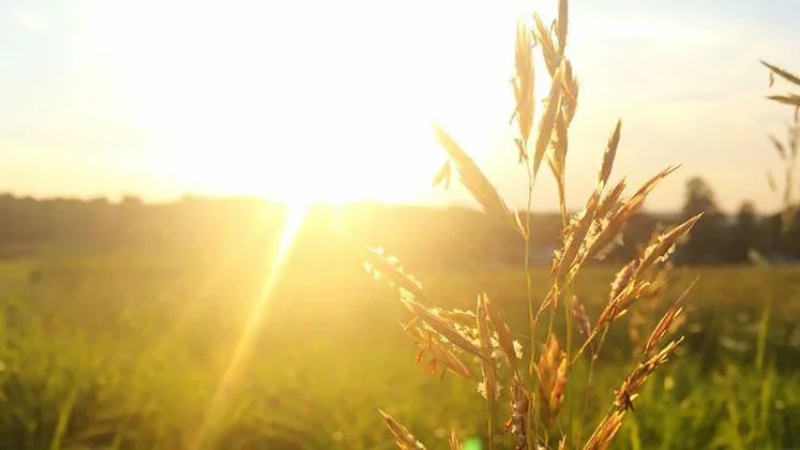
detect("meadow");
top-left (2, 0), bottom-right (799, 448)
top-left (0, 245), bottom-right (798, 449)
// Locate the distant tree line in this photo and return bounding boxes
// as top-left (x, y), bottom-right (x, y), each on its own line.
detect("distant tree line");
top-left (0, 179), bottom-right (796, 267)
top-left (672, 176), bottom-right (800, 265)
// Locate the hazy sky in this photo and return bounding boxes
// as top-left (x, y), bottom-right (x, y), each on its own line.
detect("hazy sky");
top-left (1, 0), bottom-right (799, 213)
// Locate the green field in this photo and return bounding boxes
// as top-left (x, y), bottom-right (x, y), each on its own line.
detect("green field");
top-left (0, 250), bottom-right (799, 449)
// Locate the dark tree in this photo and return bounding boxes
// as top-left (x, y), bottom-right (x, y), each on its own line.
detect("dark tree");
top-left (727, 200), bottom-right (759, 263)
top-left (679, 176), bottom-right (726, 264)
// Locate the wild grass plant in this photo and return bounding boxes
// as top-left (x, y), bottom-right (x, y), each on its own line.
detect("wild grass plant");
top-left (761, 60), bottom-right (800, 235)
top-left (341, 1), bottom-right (705, 448)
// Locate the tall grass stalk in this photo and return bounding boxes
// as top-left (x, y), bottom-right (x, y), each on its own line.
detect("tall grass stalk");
top-left (760, 59), bottom-right (800, 234)
top-left (342, 1), bottom-right (701, 448)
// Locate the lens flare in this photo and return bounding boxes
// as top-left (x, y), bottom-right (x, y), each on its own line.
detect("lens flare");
top-left (190, 202), bottom-right (308, 449)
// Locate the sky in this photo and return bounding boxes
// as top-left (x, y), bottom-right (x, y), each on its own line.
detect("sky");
top-left (0, 0), bottom-right (799, 214)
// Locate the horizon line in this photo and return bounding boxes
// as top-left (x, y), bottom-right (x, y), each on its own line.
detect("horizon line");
top-left (0, 189), bottom-right (790, 218)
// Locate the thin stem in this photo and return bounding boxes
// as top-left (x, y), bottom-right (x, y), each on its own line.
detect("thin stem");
top-left (556, 199), bottom-right (576, 442)
top-left (487, 408), bottom-right (495, 450)
top-left (563, 284), bottom-right (574, 439)
top-left (525, 166), bottom-right (536, 377)
top-left (572, 323), bottom-right (607, 366)
top-left (580, 354), bottom-right (597, 445)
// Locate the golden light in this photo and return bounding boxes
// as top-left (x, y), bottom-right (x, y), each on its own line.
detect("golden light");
top-left (190, 201), bottom-right (308, 449)
top-left (80, 0), bottom-right (559, 208)
top-left (78, 0), bottom-right (561, 445)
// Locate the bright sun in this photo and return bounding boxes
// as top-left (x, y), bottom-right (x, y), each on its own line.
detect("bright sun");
top-left (78, 2), bottom-right (558, 445)
top-left (82, 0), bottom-right (554, 206)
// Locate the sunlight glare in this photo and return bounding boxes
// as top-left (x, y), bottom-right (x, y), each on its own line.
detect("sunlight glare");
top-left (80, 0), bottom-right (563, 207)
top-left (191, 202), bottom-right (308, 449)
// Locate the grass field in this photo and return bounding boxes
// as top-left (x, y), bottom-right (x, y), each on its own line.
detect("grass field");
top-left (0, 248), bottom-right (798, 449)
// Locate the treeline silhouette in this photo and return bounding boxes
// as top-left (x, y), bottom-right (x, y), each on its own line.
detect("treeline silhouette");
top-left (0, 176), bottom-right (797, 267)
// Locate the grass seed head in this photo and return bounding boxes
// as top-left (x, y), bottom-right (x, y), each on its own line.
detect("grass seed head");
top-left (533, 13), bottom-right (561, 77)
top-left (535, 334), bottom-right (567, 430)
top-left (556, 189), bottom-right (601, 281)
top-left (379, 410), bottom-right (427, 450)
top-left (572, 297), bottom-right (591, 339)
top-left (482, 293), bottom-right (519, 371)
top-left (598, 120), bottom-right (622, 192)
top-left (532, 61), bottom-right (565, 178)
top-left (477, 297), bottom-right (499, 401)
top-left (643, 278), bottom-right (697, 357)
top-left (432, 122), bottom-right (524, 237)
top-left (367, 1), bottom-right (694, 448)
top-left (596, 178), bottom-right (627, 218)
top-left (407, 327), bottom-right (475, 381)
top-left (402, 297), bottom-right (486, 362)
top-left (634, 213), bottom-right (703, 277)
top-left (341, 230), bottom-right (428, 302)
top-left (583, 411), bottom-right (625, 450)
top-left (610, 260), bottom-right (637, 303)
top-left (761, 60), bottom-right (800, 87)
top-left (514, 18), bottom-right (536, 146)
top-left (613, 337), bottom-right (685, 415)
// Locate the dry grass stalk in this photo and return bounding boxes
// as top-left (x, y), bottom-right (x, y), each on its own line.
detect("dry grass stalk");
top-left (532, 61), bottom-right (565, 179)
top-left (584, 338), bottom-right (685, 448)
top-left (535, 335), bottom-right (567, 430)
top-left (614, 338), bottom-right (683, 412)
top-left (633, 213), bottom-right (702, 278)
top-left (402, 297), bottom-right (487, 363)
top-left (477, 297), bottom-right (499, 403)
top-left (595, 178), bottom-right (627, 220)
top-left (341, 1), bottom-right (699, 448)
top-left (508, 375), bottom-right (533, 450)
top-left (476, 297), bottom-right (501, 446)
top-left (761, 60), bottom-right (800, 233)
top-left (598, 121), bottom-right (622, 192)
top-left (762, 60), bottom-right (800, 87)
top-left (571, 215), bottom-right (700, 367)
top-left (512, 19), bottom-right (536, 151)
top-left (436, 308), bottom-right (479, 327)
top-left (556, 0), bottom-right (568, 55)
top-left (553, 189), bottom-right (601, 282)
top-left (407, 327), bottom-right (475, 381)
top-left (432, 123), bottom-right (526, 238)
top-left (628, 256), bottom-right (673, 359)
top-left (582, 411), bottom-right (624, 450)
top-left (483, 293), bottom-right (521, 372)
top-left (338, 228), bottom-right (428, 302)
top-left (537, 164), bottom-right (692, 327)
top-left (449, 430), bottom-right (463, 450)
top-left (584, 166), bottom-right (680, 261)
top-left (571, 297), bottom-right (591, 341)
top-left (379, 409), bottom-right (427, 450)
top-left (547, 115), bottom-right (568, 207)
top-left (642, 278), bottom-right (697, 358)
top-left (533, 14), bottom-right (560, 77)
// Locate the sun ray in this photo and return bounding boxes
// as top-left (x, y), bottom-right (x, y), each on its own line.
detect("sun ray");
top-left (190, 202), bottom-right (309, 449)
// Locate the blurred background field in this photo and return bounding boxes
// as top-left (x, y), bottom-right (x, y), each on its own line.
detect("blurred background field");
top-left (0, 199), bottom-right (798, 449)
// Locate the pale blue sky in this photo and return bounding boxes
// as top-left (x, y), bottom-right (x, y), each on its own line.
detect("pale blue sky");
top-left (0, 0), bottom-right (798, 214)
